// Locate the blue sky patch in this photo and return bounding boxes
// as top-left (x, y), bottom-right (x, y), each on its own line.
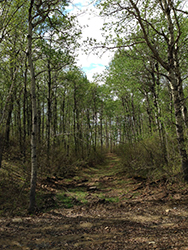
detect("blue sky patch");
top-left (82, 63), bottom-right (105, 72)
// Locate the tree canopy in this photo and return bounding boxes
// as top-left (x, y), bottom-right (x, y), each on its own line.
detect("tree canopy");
top-left (1, 0), bottom-right (188, 213)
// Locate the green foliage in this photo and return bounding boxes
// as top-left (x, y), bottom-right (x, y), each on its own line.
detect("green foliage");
top-left (55, 193), bottom-right (75, 208)
top-left (1, 0), bottom-right (188, 214)
top-left (115, 134), bottom-right (181, 180)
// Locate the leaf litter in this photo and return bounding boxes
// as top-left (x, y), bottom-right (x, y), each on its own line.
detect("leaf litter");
top-left (1, 153), bottom-right (188, 249)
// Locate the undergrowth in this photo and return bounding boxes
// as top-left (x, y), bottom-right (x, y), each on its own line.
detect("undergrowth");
top-left (0, 134), bottom-right (185, 216)
top-left (0, 140), bottom-right (107, 216)
top-left (114, 134), bottom-right (182, 181)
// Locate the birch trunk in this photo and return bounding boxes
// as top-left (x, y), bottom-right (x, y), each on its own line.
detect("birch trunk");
top-left (47, 59), bottom-right (52, 165)
top-left (169, 72), bottom-right (188, 181)
top-left (28, 0), bottom-right (38, 213)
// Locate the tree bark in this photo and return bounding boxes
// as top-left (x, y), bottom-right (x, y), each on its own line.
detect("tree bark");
top-left (100, 106), bottom-right (103, 152)
top-left (132, 0), bottom-right (188, 179)
top-left (47, 59), bottom-right (52, 165)
top-left (23, 59), bottom-right (28, 163)
top-left (169, 72), bottom-right (188, 180)
top-left (28, 0), bottom-right (38, 213)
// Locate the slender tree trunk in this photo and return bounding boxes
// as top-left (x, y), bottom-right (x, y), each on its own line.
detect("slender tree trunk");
top-left (86, 108), bottom-right (91, 156)
top-left (169, 72), bottom-right (188, 181)
top-left (42, 101), bottom-right (45, 141)
top-left (23, 60), bottom-right (28, 162)
top-left (63, 91), bottom-right (66, 150)
top-left (47, 59), bottom-right (52, 165)
top-left (137, 106), bottom-right (142, 137)
top-left (66, 106), bottom-right (71, 157)
top-left (76, 103), bottom-right (80, 154)
top-left (145, 91), bottom-right (153, 135)
top-left (60, 89), bottom-right (66, 150)
top-left (28, 0), bottom-right (38, 213)
top-left (121, 97), bottom-right (127, 143)
top-left (100, 107), bottom-right (103, 152)
top-left (37, 85), bottom-right (41, 144)
top-left (5, 95), bottom-right (14, 145)
top-left (131, 94), bottom-right (137, 141)
top-left (109, 118), bottom-right (113, 153)
top-left (125, 99), bottom-right (132, 143)
top-left (150, 69), bottom-right (168, 164)
top-left (105, 118), bottom-right (109, 150)
top-left (26, 96), bottom-right (31, 136)
top-left (73, 83), bottom-right (78, 155)
top-left (0, 66), bottom-right (17, 167)
top-left (53, 89), bottom-right (58, 145)
top-left (0, 133), bottom-right (5, 168)
top-left (93, 111), bottom-right (97, 152)
top-left (17, 97), bottom-right (22, 153)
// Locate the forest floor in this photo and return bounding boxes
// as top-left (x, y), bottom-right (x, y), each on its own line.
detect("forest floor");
top-left (1, 153), bottom-right (188, 249)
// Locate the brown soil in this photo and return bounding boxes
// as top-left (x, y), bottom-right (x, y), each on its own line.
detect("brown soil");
top-left (1, 153), bottom-right (188, 249)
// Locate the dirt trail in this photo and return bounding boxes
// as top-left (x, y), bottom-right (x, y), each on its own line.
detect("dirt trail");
top-left (1, 153), bottom-right (188, 249)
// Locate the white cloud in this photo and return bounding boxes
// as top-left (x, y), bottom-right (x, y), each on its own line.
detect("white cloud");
top-left (69, 1), bottom-right (114, 82)
top-left (82, 63), bottom-right (106, 81)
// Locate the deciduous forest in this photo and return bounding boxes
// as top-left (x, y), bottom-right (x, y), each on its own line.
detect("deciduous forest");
top-left (1, 0), bottom-right (188, 249)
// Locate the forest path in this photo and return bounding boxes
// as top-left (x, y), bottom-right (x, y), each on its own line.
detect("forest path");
top-left (1, 153), bottom-right (188, 249)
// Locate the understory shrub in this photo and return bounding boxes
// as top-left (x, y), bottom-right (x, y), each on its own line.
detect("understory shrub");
top-left (114, 134), bottom-right (181, 180)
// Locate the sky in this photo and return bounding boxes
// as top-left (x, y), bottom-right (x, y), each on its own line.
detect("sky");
top-left (69, 0), bottom-right (114, 82)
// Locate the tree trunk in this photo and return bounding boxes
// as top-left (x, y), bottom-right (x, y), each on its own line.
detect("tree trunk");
top-left (73, 88), bottom-right (77, 155)
top-left (0, 133), bottom-right (5, 168)
top-left (100, 106), bottom-right (103, 152)
top-left (37, 85), bottom-right (41, 144)
top-left (86, 108), bottom-right (91, 156)
top-left (150, 68), bottom-right (168, 164)
top-left (109, 118), bottom-right (113, 153)
top-left (42, 100), bottom-right (45, 141)
top-left (60, 89), bottom-right (66, 150)
top-left (169, 73), bottom-right (188, 180)
top-left (5, 95), bottom-right (14, 146)
top-left (0, 66), bottom-right (17, 167)
top-left (28, 0), bottom-right (38, 213)
top-left (47, 59), bottom-right (52, 165)
top-left (53, 88), bottom-right (58, 145)
top-left (105, 118), bottom-right (109, 150)
top-left (17, 97), bottom-right (22, 153)
top-left (23, 59), bottom-right (28, 163)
